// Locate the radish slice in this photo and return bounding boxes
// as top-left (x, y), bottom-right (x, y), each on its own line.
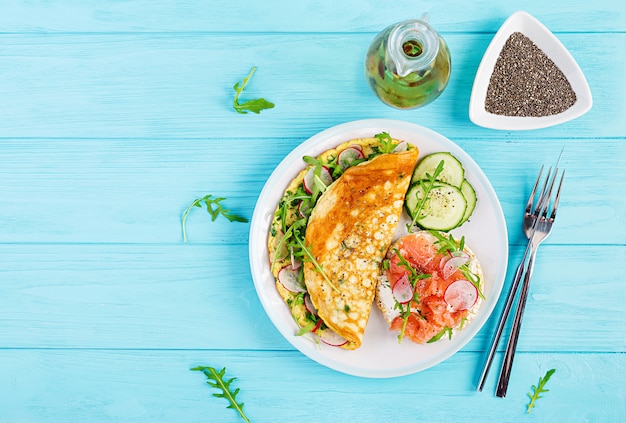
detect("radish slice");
top-left (349, 144), bottom-right (363, 152)
top-left (320, 328), bottom-right (348, 347)
top-left (304, 293), bottom-right (318, 316)
top-left (290, 253), bottom-right (302, 270)
top-left (338, 147), bottom-right (365, 170)
top-left (438, 255), bottom-right (448, 271)
top-left (439, 251), bottom-right (469, 270)
top-left (392, 274), bottom-right (414, 304)
top-left (444, 279), bottom-right (478, 311)
top-left (439, 250), bottom-right (468, 269)
top-left (441, 251), bottom-right (470, 279)
top-left (277, 265), bottom-right (306, 293)
top-left (303, 166), bottom-right (333, 194)
top-left (393, 140), bottom-right (409, 152)
top-left (298, 199), bottom-right (312, 218)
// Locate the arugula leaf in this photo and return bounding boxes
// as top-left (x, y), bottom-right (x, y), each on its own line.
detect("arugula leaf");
top-left (233, 66), bottom-right (275, 114)
top-left (301, 159), bottom-right (327, 205)
top-left (270, 176), bottom-right (339, 293)
top-left (293, 232), bottom-right (339, 293)
top-left (391, 248), bottom-right (430, 343)
top-left (428, 230), bottom-right (485, 300)
top-left (459, 316), bottom-right (467, 330)
top-left (274, 187), bottom-right (311, 234)
top-left (296, 318), bottom-right (319, 336)
top-left (373, 132), bottom-right (398, 154)
top-left (286, 292), bottom-right (324, 346)
top-left (427, 326), bottom-right (453, 343)
top-left (302, 154), bottom-right (342, 179)
top-left (527, 369), bottom-right (556, 413)
top-left (407, 160), bottom-right (445, 231)
top-left (191, 366), bottom-right (251, 423)
top-left (182, 195), bottom-right (248, 242)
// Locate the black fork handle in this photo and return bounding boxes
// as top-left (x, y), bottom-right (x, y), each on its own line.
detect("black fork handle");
top-left (496, 246), bottom-right (538, 397)
top-left (476, 237), bottom-right (532, 391)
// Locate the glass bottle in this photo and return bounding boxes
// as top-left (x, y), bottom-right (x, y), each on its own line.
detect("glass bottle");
top-left (365, 15), bottom-right (451, 109)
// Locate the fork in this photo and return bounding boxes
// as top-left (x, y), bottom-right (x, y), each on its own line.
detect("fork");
top-left (495, 167), bottom-right (564, 397)
top-left (477, 166), bottom-right (549, 391)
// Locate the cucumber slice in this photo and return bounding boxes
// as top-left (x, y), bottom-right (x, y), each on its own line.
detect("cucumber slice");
top-left (459, 179), bottom-right (477, 224)
top-left (411, 152), bottom-right (465, 187)
top-left (405, 181), bottom-right (467, 231)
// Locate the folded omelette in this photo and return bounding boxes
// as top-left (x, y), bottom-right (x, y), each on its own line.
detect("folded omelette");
top-left (268, 134), bottom-right (419, 349)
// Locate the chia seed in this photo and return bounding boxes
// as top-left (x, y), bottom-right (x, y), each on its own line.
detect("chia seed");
top-left (485, 32), bottom-right (576, 117)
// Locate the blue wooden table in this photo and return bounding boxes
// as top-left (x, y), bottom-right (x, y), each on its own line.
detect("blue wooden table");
top-left (1, 1), bottom-right (624, 422)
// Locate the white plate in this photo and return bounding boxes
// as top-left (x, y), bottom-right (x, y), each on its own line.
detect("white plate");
top-left (469, 11), bottom-right (592, 130)
top-left (249, 119), bottom-right (508, 378)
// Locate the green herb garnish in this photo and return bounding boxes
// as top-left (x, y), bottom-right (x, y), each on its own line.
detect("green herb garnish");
top-left (294, 234), bottom-right (339, 293)
top-left (274, 187), bottom-right (311, 234)
top-left (270, 159), bottom-right (339, 293)
top-left (288, 292), bottom-right (323, 345)
top-left (301, 156), bottom-right (333, 204)
top-left (296, 318), bottom-right (319, 336)
top-left (392, 248), bottom-right (430, 343)
top-left (428, 230), bottom-right (485, 300)
top-left (233, 66), bottom-right (275, 114)
top-left (407, 160), bottom-right (445, 231)
top-left (459, 316), bottom-right (467, 330)
top-left (182, 195), bottom-right (248, 242)
top-left (303, 154), bottom-right (342, 179)
top-left (272, 215), bottom-right (338, 293)
top-left (373, 132), bottom-right (398, 154)
top-left (527, 369), bottom-right (556, 414)
top-left (191, 366), bottom-right (251, 423)
top-left (427, 326), bottom-right (453, 343)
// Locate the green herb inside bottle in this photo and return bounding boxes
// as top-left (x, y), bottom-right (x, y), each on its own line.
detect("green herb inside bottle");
top-left (365, 18), bottom-right (451, 109)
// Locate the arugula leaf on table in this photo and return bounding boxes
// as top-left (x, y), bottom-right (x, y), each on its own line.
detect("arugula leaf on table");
top-left (233, 66), bottom-right (275, 114)
top-left (191, 366), bottom-right (251, 423)
top-left (527, 368), bottom-right (556, 413)
top-left (181, 194), bottom-right (248, 242)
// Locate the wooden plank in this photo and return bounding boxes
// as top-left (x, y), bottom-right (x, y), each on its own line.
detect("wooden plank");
top-left (0, 349), bottom-right (623, 422)
top-left (0, 243), bottom-right (287, 350)
top-left (1, 137), bottom-right (624, 244)
top-left (0, 0), bottom-right (623, 33)
top-left (0, 243), bottom-right (623, 351)
top-left (0, 33), bottom-right (623, 139)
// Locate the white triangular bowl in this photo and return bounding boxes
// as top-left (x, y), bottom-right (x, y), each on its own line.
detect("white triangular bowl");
top-left (469, 11), bottom-right (592, 130)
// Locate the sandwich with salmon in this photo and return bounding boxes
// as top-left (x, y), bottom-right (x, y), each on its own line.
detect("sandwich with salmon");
top-left (375, 230), bottom-right (484, 344)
